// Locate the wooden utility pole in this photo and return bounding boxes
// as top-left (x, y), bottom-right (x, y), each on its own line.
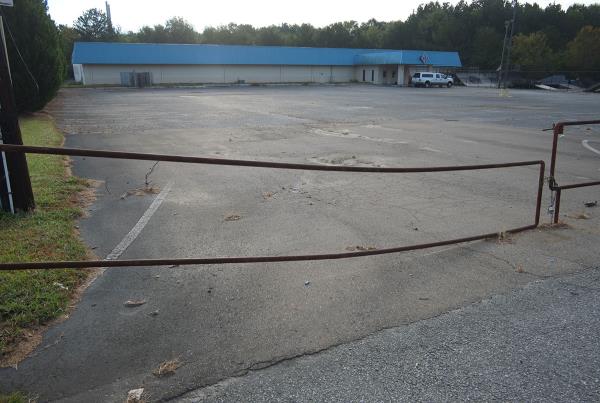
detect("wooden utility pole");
top-left (502, 0), bottom-right (518, 90)
top-left (0, 14), bottom-right (35, 212)
top-left (498, 20), bottom-right (510, 89)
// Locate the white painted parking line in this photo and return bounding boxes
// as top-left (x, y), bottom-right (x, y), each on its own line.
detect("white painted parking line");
top-left (420, 146), bottom-right (443, 153)
top-left (582, 140), bottom-right (600, 156)
top-left (105, 182), bottom-right (174, 261)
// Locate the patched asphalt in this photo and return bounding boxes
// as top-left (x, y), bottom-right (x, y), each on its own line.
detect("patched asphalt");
top-left (179, 268), bottom-right (600, 402)
top-left (1, 85), bottom-right (599, 401)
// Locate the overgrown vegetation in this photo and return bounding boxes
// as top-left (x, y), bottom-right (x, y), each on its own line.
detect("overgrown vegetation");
top-left (0, 116), bottom-right (89, 357)
top-left (3, 0), bottom-right (65, 112)
top-left (60, 1), bottom-right (600, 77)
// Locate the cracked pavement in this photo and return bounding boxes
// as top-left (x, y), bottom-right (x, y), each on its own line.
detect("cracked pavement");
top-left (178, 267), bottom-right (600, 402)
top-left (0, 85), bottom-right (599, 401)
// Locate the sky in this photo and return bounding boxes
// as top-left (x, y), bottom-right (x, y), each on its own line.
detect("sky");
top-left (47, 0), bottom-right (599, 32)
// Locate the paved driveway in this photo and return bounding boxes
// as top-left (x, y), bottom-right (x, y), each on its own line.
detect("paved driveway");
top-left (1, 85), bottom-right (599, 401)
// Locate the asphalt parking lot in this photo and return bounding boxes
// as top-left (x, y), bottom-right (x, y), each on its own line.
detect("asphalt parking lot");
top-left (1, 85), bottom-right (599, 401)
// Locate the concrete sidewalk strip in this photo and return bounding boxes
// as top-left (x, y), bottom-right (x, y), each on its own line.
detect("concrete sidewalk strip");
top-left (178, 268), bottom-right (600, 402)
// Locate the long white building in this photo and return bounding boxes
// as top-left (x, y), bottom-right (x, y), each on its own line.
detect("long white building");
top-left (72, 42), bottom-right (462, 87)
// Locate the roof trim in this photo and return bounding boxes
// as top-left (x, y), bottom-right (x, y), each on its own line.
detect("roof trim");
top-left (72, 42), bottom-right (462, 68)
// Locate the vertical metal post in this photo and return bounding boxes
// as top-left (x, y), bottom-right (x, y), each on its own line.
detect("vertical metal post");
top-left (549, 123), bottom-right (563, 186)
top-left (0, 15), bottom-right (34, 212)
top-left (0, 147), bottom-right (14, 212)
top-left (553, 189), bottom-right (561, 224)
top-left (549, 123), bottom-right (563, 223)
top-left (535, 161), bottom-right (545, 226)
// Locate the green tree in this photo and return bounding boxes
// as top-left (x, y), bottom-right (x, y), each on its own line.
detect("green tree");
top-left (3, 0), bottom-right (65, 112)
top-left (511, 31), bottom-right (555, 71)
top-left (316, 21), bottom-right (359, 48)
top-left (470, 26), bottom-right (503, 69)
top-left (165, 17), bottom-right (198, 43)
top-left (74, 8), bottom-right (116, 41)
top-left (289, 24), bottom-right (318, 47)
top-left (566, 25), bottom-right (600, 71)
top-left (256, 26), bottom-right (283, 46)
top-left (355, 19), bottom-right (385, 49)
top-left (137, 18), bottom-right (200, 44)
top-left (58, 24), bottom-right (79, 79)
top-left (61, 1), bottom-right (600, 75)
top-left (137, 24), bottom-right (169, 43)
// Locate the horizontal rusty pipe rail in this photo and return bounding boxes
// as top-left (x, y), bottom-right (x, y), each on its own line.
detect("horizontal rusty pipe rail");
top-left (549, 119), bottom-right (600, 185)
top-left (549, 119), bottom-right (600, 223)
top-left (0, 225), bottom-right (539, 271)
top-left (0, 144), bottom-right (545, 271)
top-left (0, 144), bottom-right (542, 173)
top-left (556, 180), bottom-right (600, 191)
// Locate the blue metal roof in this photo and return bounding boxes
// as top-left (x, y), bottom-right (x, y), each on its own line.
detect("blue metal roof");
top-left (354, 50), bottom-right (462, 67)
top-left (72, 42), bottom-right (462, 67)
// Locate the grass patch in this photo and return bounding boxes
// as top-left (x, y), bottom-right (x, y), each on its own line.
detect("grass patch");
top-left (61, 82), bottom-right (84, 88)
top-left (0, 115), bottom-right (90, 357)
top-left (0, 391), bottom-right (27, 403)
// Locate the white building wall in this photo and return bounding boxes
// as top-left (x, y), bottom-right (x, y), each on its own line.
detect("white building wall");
top-left (82, 65), bottom-right (163, 85)
top-left (330, 66), bottom-right (355, 82)
top-left (281, 66), bottom-right (312, 82)
top-left (73, 64), bottom-right (84, 83)
top-left (354, 66), bottom-right (381, 84)
top-left (225, 65), bottom-right (280, 83)
top-left (310, 66), bottom-right (332, 83)
top-left (397, 66), bottom-right (405, 86)
top-left (161, 65), bottom-right (225, 83)
top-left (80, 64), bottom-right (355, 85)
top-left (80, 63), bottom-right (449, 86)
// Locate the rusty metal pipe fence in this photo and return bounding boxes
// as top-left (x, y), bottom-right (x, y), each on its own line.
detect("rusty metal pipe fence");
top-left (0, 144), bottom-right (545, 271)
top-left (549, 120), bottom-right (600, 223)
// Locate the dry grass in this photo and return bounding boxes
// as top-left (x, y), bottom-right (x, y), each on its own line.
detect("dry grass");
top-left (120, 186), bottom-right (160, 199)
top-left (152, 358), bottom-right (181, 377)
top-left (566, 212), bottom-right (590, 220)
top-left (496, 231), bottom-right (513, 244)
top-left (125, 388), bottom-right (146, 403)
top-left (539, 221), bottom-right (570, 230)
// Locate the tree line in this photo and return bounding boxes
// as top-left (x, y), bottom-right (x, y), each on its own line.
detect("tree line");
top-left (4, 0), bottom-right (600, 112)
top-left (65, 1), bottom-right (600, 72)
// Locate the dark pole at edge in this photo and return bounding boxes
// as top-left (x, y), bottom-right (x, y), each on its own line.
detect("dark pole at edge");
top-left (0, 15), bottom-right (34, 212)
top-left (498, 20), bottom-right (510, 89)
top-left (503, 0), bottom-right (518, 89)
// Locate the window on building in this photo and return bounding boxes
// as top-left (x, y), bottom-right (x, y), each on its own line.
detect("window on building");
top-left (392, 71), bottom-right (396, 78)
top-left (383, 71), bottom-right (387, 78)
top-left (371, 70), bottom-right (374, 81)
top-left (362, 69), bottom-right (365, 82)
